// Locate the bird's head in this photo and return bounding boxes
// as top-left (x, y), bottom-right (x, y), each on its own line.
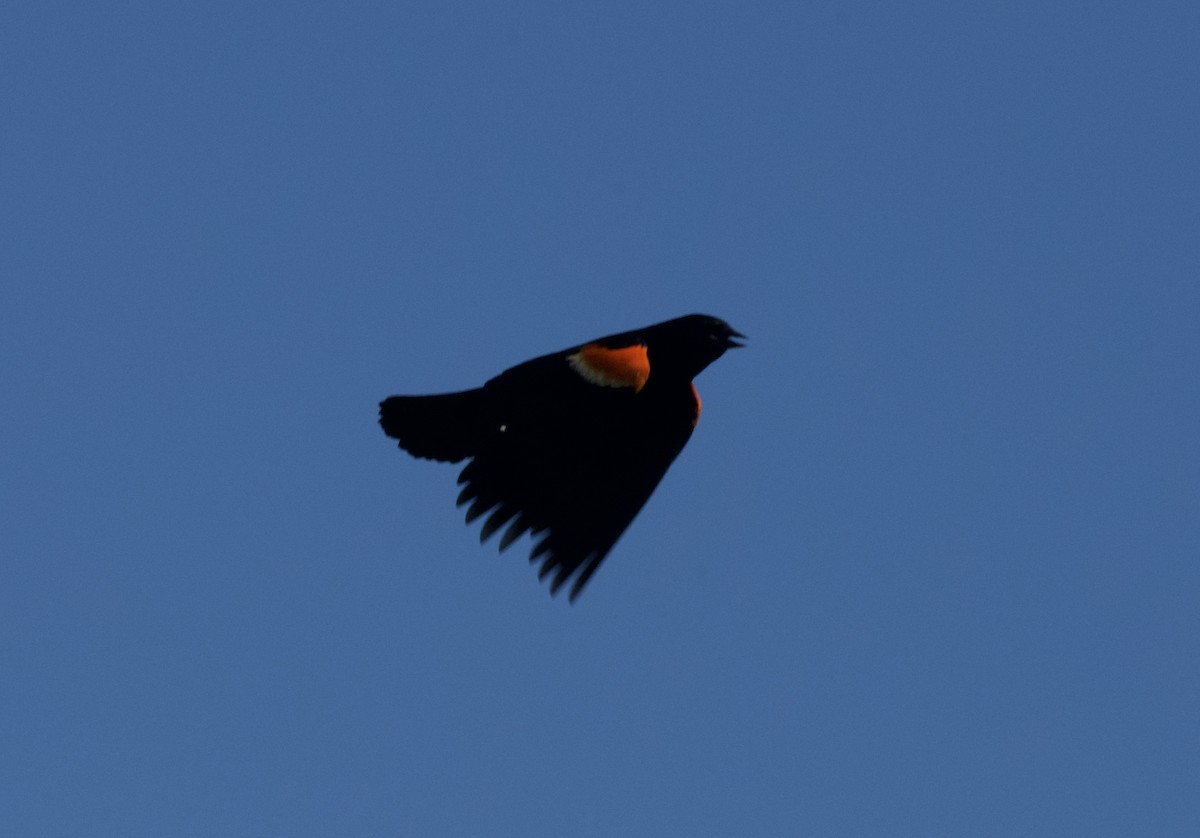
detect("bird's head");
top-left (639, 314), bottom-right (745, 379)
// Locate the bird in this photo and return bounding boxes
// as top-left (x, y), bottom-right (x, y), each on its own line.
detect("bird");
top-left (379, 313), bottom-right (744, 601)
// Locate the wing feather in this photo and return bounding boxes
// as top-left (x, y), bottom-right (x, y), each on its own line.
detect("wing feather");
top-left (446, 354), bottom-right (695, 599)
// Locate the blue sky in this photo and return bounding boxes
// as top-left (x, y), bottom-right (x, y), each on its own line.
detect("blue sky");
top-left (3, 1), bottom-right (1198, 835)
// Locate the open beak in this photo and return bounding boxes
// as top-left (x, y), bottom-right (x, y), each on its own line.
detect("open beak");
top-left (725, 328), bottom-right (747, 349)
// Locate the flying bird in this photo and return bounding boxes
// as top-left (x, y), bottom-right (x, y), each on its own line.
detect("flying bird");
top-left (379, 313), bottom-right (744, 601)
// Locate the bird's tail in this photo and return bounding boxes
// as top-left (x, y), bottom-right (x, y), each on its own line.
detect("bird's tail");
top-left (379, 389), bottom-right (488, 463)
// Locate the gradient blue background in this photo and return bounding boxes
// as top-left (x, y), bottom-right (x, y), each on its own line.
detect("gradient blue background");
top-left (3, 2), bottom-right (1198, 835)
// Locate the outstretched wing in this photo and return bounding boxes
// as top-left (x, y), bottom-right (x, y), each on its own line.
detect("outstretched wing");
top-left (455, 351), bottom-right (694, 600)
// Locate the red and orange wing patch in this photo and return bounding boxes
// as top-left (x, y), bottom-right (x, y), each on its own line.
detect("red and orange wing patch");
top-left (567, 343), bottom-right (650, 392)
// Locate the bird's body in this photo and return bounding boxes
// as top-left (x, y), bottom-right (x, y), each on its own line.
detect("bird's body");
top-left (379, 314), bottom-right (743, 600)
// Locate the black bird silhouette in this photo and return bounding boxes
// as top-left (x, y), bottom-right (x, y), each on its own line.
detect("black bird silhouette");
top-left (379, 314), bottom-right (744, 600)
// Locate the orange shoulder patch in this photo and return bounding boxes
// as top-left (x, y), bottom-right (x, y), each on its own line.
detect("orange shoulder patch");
top-left (567, 343), bottom-right (650, 392)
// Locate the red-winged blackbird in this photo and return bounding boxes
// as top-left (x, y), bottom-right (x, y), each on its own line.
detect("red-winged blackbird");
top-left (379, 314), bottom-right (744, 601)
